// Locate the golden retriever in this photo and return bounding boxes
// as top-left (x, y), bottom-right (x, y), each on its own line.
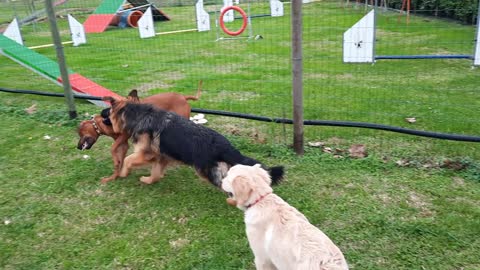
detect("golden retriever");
top-left (222, 164), bottom-right (349, 270)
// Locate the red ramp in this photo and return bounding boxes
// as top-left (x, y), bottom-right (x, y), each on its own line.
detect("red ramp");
top-left (84, 14), bottom-right (116, 33)
top-left (1, 34), bottom-right (121, 106)
top-left (58, 74), bottom-right (122, 100)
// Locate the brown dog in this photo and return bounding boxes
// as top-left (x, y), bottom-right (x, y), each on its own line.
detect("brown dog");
top-left (77, 82), bottom-right (201, 183)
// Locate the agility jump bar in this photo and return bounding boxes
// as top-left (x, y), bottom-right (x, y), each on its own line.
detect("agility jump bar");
top-left (375, 55), bottom-right (473, 60)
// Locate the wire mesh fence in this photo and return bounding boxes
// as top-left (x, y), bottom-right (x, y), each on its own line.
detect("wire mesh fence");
top-left (1, 0), bottom-right (479, 155)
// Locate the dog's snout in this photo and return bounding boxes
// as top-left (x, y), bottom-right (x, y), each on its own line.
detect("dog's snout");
top-left (77, 137), bottom-right (96, 150)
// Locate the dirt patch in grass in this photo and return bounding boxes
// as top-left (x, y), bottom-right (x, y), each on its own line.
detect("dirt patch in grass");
top-left (305, 73), bottom-right (329, 79)
top-left (132, 82), bottom-right (172, 95)
top-left (375, 192), bottom-right (395, 205)
top-left (162, 71), bottom-right (185, 81)
top-left (131, 71), bottom-right (185, 94)
top-left (406, 191), bottom-right (436, 218)
top-left (169, 238), bottom-right (190, 249)
top-left (451, 176), bottom-right (465, 187)
top-left (207, 117), bottom-right (268, 144)
top-left (213, 64), bottom-right (244, 74)
top-left (209, 90), bottom-right (260, 102)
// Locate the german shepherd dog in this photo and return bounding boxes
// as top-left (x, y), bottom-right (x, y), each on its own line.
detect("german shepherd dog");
top-left (101, 96), bottom-right (284, 187)
top-left (77, 82), bottom-right (201, 184)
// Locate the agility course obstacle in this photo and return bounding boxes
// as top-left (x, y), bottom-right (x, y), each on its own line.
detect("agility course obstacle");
top-left (220, 6), bottom-right (248, 36)
top-left (83, 0), bottom-right (169, 33)
top-left (3, 15), bottom-right (86, 49)
top-left (28, 41), bottom-right (74, 50)
top-left (83, 0), bottom-right (123, 33)
top-left (212, 0), bottom-right (285, 41)
top-left (215, 3), bottom-right (253, 41)
top-left (343, 9), bottom-right (480, 65)
top-left (0, 34), bottom-right (121, 106)
top-left (3, 18), bottom-right (23, 45)
top-left (270, 0), bottom-right (284, 17)
top-left (196, 0), bottom-right (211, 32)
top-left (232, 0), bottom-right (284, 19)
top-left (136, 6), bottom-right (198, 39)
top-left (343, 10), bottom-right (374, 63)
top-left (138, 6), bottom-right (156, 38)
top-left (67, 14), bottom-right (87, 47)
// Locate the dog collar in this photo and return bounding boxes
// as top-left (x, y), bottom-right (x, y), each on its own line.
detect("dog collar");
top-left (246, 192), bottom-right (272, 209)
top-left (90, 115), bottom-right (103, 135)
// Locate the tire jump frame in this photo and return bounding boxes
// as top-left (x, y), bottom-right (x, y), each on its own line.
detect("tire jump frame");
top-left (220, 6), bottom-right (248, 36)
top-left (215, 4), bottom-right (253, 41)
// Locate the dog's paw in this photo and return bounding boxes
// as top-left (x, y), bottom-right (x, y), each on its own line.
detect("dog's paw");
top-left (100, 176), bottom-right (114, 184)
top-left (119, 170), bottom-right (129, 178)
top-left (140, 176), bottom-right (155, 184)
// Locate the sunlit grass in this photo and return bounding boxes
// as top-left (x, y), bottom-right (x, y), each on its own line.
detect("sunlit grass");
top-left (1, 1), bottom-right (480, 268)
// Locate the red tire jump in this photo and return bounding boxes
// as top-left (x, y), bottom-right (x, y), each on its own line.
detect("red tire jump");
top-left (219, 6), bottom-right (247, 36)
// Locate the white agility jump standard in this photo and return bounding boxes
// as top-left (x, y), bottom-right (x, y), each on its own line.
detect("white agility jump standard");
top-left (222, 0), bottom-right (235, 23)
top-left (270, 0), bottom-right (284, 17)
top-left (343, 10), bottom-right (375, 63)
top-left (474, 21), bottom-right (480, 65)
top-left (4, 18), bottom-right (24, 45)
top-left (138, 6), bottom-right (156, 38)
top-left (138, 7), bottom-right (199, 38)
top-left (3, 15), bottom-right (86, 47)
top-left (343, 9), bottom-right (480, 65)
top-left (196, 0), bottom-right (211, 32)
top-left (68, 14), bottom-right (87, 46)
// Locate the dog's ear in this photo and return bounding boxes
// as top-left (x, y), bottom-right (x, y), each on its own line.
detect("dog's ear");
top-left (127, 89), bottom-right (140, 102)
top-left (253, 164), bottom-right (272, 186)
top-left (232, 176), bottom-right (253, 207)
top-left (100, 107), bottom-right (110, 118)
top-left (102, 96), bottom-right (116, 106)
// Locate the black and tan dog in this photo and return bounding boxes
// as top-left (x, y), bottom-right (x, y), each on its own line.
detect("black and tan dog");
top-left (101, 96), bottom-right (284, 187)
top-left (77, 85), bottom-right (201, 183)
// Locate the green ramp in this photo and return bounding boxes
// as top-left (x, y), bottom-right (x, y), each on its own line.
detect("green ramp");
top-left (0, 35), bottom-right (73, 79)
top-left (93, 0), bottom-right (125, 14)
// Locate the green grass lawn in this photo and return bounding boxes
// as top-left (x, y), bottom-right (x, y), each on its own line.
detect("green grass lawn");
top-left (1, 0), bottom-right (480, 269)
top-left (0, 100), bottom-right (479, 269)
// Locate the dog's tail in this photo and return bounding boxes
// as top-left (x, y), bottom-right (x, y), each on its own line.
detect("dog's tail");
top-left (222, 149), bottom-right (284, 185)
top-left (268, 166), bottom-right (284, 186)
top-left (183, 80), bottom-right (202, 101)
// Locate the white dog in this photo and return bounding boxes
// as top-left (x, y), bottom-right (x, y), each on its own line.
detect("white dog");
top-left (222, 164), bottom-right (349, 270)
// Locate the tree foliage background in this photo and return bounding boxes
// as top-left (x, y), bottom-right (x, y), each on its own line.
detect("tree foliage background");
top-left (385, 0), bottom-right (479, 24)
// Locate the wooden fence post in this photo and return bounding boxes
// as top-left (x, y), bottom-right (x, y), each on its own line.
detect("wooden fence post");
top-left (45, 0), bottom-right (77, 119)
top-left (292, 0), bottom-right (304, 155)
